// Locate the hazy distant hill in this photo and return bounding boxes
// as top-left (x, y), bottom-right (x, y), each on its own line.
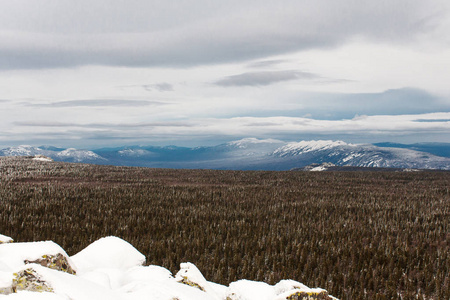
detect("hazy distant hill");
top-left (1, 138), bottom-right (449, 170)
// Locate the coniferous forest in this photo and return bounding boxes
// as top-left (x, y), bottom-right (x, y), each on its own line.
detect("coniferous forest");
top-left (0, 156), bottom-right (449, 299)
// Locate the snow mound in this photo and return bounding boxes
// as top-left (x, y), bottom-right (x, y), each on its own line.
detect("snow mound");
top-left (175, 262), bottom-right (220, 298)
top-left (70, 236), bottom-right (146, 273)
top-left (0, 291), bottom-right (69, 299)
top-left (226, 280), bottom-right (276, 300)
top-left (0, 235), bottom-right (13, 244)
top-left (0, 241), bottom-right (75, 273)
top-left (274, 279), bottom-right (329, 299)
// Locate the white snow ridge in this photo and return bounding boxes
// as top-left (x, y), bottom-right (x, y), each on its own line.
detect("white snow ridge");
top-left (273, 140), bottom-right (351, 157)
top-left (0, 235), bottom-right (337, 299)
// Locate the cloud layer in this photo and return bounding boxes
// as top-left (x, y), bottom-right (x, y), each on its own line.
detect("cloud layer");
top-left (0, 0), bottom-right (447, 69)
top-left (6, 113), bottom-right (450, 147)
top-left (0, 1), bottom-right (449, 147)
top-left (215, 70), bottom-right (319, 87)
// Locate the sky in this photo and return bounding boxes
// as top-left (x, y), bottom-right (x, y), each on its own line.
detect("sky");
top-left (1, 0), bottom-right (450, 148)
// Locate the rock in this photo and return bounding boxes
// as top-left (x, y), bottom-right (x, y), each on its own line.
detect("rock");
top-left (175, 263), bottom-right (221, 299)
top-left (12, 267), bottom-right (53, 293)
top-left (175, 263), bottom-right (207, 291)
top-left (281, 290), bottom-right (331, 300)
top-left (24, 253), bottom-right (76, 275)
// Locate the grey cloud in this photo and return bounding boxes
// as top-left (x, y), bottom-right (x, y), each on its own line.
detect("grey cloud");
top-left (215, 70), bottom-right (319, 87)
top-left (14, 121), bottom-right (193, 128)
top-left (24, 99), bottom-right (165, 108)
top-left (0, 0), bottom-right (445, 70)
top-left (142, 83), bottom-right (174, 92)
top-left (244, 122), bottom-right (280, 127)
top-left (414, 119), bottom-right (450, 123)
top-left (217, 88), bottom-right (450, 120)
top-left (247, 60), bottom-right (287, 69)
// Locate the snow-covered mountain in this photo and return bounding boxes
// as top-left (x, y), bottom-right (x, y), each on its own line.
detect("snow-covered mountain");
top-left (0, 146), bottom-right (106, 164)
top-left (1, 139), bottom-right (449, 170)
top-left (55, 148), bottom-right (106, 163)
top-left (0, 145), bottom-right (52, 157)
top-left (270, 140), bottom-right (450, 170)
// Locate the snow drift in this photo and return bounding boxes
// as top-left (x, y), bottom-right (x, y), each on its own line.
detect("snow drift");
top-left (0, 234), bottom-right (337, 299)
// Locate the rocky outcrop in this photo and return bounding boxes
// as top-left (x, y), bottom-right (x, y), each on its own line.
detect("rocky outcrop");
top-left (175, 262), bottom-right (207, 291)
top-left (280, 290), bottom-right (332, 300)
top-left (24, 253), bottom-right (76, 275)
top-left (12, 267), bottom-right (54, 293)
top-left (275, 280), bottom-right (333, 300)
top-left (0, 240), bottom-right (76, 275)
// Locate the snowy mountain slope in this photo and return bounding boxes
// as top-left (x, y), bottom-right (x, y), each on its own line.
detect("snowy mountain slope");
top-left (374, 142), bottom-right (450, 158)
top-left (0, 146), bottom-right (106, 164)
top-left (1, 139), bottom-right (449, 170)
top-left (54, 148), bottom-right (106, 163)
top-left (0, 146), bottom-right (52, 157)
top-left (270, 141), bottom-right (450, 170)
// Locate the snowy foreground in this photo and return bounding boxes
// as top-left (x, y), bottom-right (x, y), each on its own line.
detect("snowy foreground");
top-left (0, 235), bottom-right (337, 300)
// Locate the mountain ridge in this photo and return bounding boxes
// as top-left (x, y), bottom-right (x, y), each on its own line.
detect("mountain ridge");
top-left (1, 139), bottom-right (449, 170)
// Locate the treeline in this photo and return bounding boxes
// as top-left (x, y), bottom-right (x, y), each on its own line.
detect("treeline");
top-left (0, 157), bottom-right (449, 299)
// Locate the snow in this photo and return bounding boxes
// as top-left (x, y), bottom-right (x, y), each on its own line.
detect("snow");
top-left (0, 235), bottom-right (12, 244)
top-left (0, 146), bottom-right (43, 157)
top-left (55, 149), bottom-right (104, 162)
top-left (0, 241), bottom-right (74, 272)
top-left (0, 271), bottom-right (13, 290)
top-left (228, 138), bottom-right (284, 148)
top-left (341, 152), bottom-right (363, 163)
top-left (0, 291), bottom-right (69, 299)
top-left (32, 156), bottom-right (53, 162)
top-left (310, 165), bottom-right (327, 171)
top-left (71, 236), bottom-right (145, 273)
top-left (175, 262), bottom-right (221, 299)
top-left (273, 140), bottom-right (352, 157)
top-left (18, 264), bottom-right (122, 300)
top-left (0, 235), bottom-right (337, 299)
top-left (226, 280), bottom-right (276, 300)
top-left (118, 149), bottom-right (155, 157)
top-left (274, 279), bottom-right (327, 297)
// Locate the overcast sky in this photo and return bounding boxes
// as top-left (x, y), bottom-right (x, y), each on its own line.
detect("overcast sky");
top-left (1, 0), bottom-right (450, 148)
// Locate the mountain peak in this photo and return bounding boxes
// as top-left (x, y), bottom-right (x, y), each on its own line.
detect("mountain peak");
top-left (273, 140), bottom-right (353, 157)
top-left (227, 138), bottom-right (284, 148)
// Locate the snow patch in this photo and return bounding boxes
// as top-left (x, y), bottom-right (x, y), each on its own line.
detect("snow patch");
top-left (32, 155), bottom-right (53, 162)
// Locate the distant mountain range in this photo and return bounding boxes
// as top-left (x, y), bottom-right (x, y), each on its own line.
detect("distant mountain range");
top-left (1, 138), bottom-right (450, 170)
